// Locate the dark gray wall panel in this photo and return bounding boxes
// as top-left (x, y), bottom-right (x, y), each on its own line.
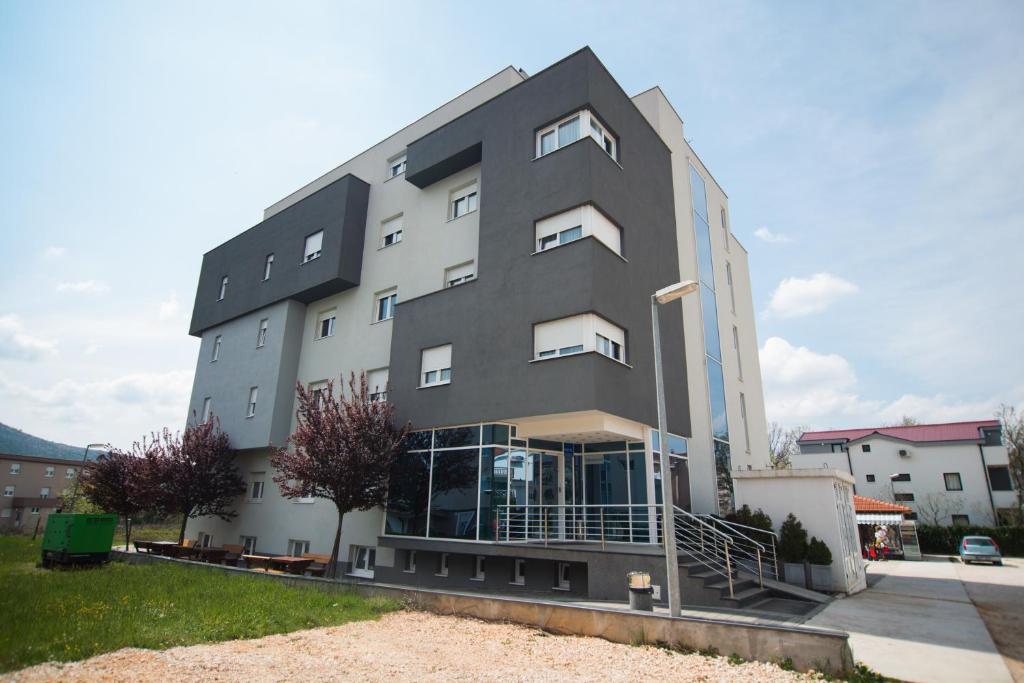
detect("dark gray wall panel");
top-left (189, 174), bottom-right (370, 336)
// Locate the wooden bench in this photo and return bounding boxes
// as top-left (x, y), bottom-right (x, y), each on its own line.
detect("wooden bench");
top-left (222, 544), bottom-right (244, 565)
top-left (242, 554), bottom-right (273, 571)
top-left (302, 553), bottom-right (334, 577)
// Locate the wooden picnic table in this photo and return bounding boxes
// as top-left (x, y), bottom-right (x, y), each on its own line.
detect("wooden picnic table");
top-left (242, 554), bottom-right (273, 571)
top-left (193, 547), bottom-right (228, 564)
top-left (269, 556), bottom-right (314, 575)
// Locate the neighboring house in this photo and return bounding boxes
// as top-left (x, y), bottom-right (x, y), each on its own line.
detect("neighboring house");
top-left (0, 454), bottom-right (84, 531)
top-left (797, 420), bottom-right (1014, 526)
top-left (182, 47), bottom-right (771, 602)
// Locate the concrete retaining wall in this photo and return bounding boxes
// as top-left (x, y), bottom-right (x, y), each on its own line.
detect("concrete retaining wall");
top-left (113, 551), bottom-right (854, 674)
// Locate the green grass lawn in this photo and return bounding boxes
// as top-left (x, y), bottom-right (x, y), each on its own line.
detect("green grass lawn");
top-left (0, 536), bottom-right (399, 673)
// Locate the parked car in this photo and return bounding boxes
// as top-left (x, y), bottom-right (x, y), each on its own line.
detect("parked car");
top-left (959, 535), bottom-right (1003, 565)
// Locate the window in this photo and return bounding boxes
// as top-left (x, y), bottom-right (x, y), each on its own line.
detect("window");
top-left (988, 466), bottom-right (1013, 491)
top-left (726, 262), bottom-right (736, 314)
top-left (44, 466), bottom-right (54, 478)
top-left (436, 552), bottom-right (449, 577)
top-left (8, 463), bottom-right (19, 475)
top-left (65, 468), bottom-right (75, 480)
top-left (197, 532), bottom-right (213, 548)
top-left (472, 555), bottom-right (485, 581)
top-left (861, 444), bottom-right (872, 452)
top-left (211, 335), bottom-right (222, 362)
top-left (303, 230), bottom-right (323, 263)
top-left (218, 276), bottom-right (228, 301)
top-left (201, 397), bottom-right (212, 424)
top-left (951, 514), bottom-right (970, 526)
top-left (556, 562), bottom-right (571, 590)
top-left (263, 253), bottom-right (274, 281)
top-left (375, 289), bottom-right (397, 322)
top-left (831, 443), bottom-right (844, 453)
top-left (3, 486), bottom-right (13, 497)
top-left (866, 474), bottom-right (876, 483)
top-left (534, 314), bottom-right (625, 363)
top-left (287, 539), bottom-right (310, 557)
top-left (246, 387), bottom-right (258, 418)
top-left (891, 473), bottom-right (911, 482)
top-left (894, 492), bottom-right (915, 502)
top-left (240, 536), bottom-right (257, 554)
top-left (381, 215), bottom-right (403, 248)
top-left (309, 381), bottom-right (329, 407)
top-left (248, 475), bottom-right (265, 502)
top-left (740, 393), bottom-right (751, 453)
top-left (403, 550), bottom-right (417, 573)
top-left (0, 508), bottom-right (9, 518)
top-left (536, 109), bottom-right (616, 160)
top-left (535, 204), bottom-right (622, 256)
top-left (316, 309), bottom-right (336, 339)
top-left (444, 261), bottom-right (475, 288)
top-left (30, 507), bottom-right (39, 515)
top-left (40, 487), bottom-right (50, 499)
top-left (511, 558), bottom-right (525, 586)
top-left (421, 344), bottom-right (452, 387)
top-left (256, 319), bottom-right (269, 348)
top-left (350, 546), bottom-right (375, 578)
top-left (388, 153), bottom-right (407, 179)
top-left (944, 472), bottom-right (963, 491)
top-left (721, 207), bottom-right (730, 251)
top-left (367, 368), bottom-right (389, 402)
top-left (732, 326), bottom-right (742, 380)
top-left (450, 183), bottom-right (478, 219)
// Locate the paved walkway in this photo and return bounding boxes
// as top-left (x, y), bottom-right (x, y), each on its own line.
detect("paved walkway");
top-left (807, 557), bottom-right (1014, 683)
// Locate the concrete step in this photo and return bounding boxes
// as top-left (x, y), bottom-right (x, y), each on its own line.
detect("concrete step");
top-left (722, 585), bottom-right (771, 609)
top-left (708, 577), bottom-right (757, 594)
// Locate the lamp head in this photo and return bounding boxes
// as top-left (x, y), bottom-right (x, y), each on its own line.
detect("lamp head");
top-left (654, 280), bottom-right (699, 304)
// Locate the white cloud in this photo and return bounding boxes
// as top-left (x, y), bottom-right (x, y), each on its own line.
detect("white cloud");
top-left (754, 226), bottom-right (793, 244)
top-left (765, 273), bottom-right (858, 318)
top-left (55, 280), bottom-right (110, 294)
top-left (158, 291), bottom-right (182, 321)
top-left (0, 315), bottom-right (57, 360)
top-left (43, 246), bottom-right (67, 259)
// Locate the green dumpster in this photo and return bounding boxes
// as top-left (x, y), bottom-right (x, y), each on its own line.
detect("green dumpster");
top-left (41, 513), bottom-right (118, 567)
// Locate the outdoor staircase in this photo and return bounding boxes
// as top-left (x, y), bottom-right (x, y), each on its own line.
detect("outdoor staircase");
top-left (678, 553), bottom-right (772, 608)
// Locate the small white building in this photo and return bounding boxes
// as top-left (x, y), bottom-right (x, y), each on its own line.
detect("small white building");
top-left (796, 420), bottom-right (1014, 527)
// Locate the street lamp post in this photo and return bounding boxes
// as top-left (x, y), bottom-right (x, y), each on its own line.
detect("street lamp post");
top-left (651, 280), bottom-right (699, 618)
top-left (67, 443), bottom-right (109, 513)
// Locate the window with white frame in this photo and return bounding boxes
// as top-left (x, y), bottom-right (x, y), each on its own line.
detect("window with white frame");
top-left (381, 215), bottom-right (403, 248)
top-left (375, 289), bottom-right (397, 322)
top-left (240, 535), bottom-right (257, 554)
top-left (534, 313), bottom-right (626, 362)
top-left (740, 393), bottom-right (751, 453)
top-left (511, 558), bottom-right (525, 585)
top-left (40, 487), bottom-right (50, 499)
top-left (201, 397), bottom-right (212, 423)
top-left (218, 276), bottom-right (228, 301)
top-left (3, 486), bottom-right (14, 497)
top-left (256, 319), bottom-right (269, 348)
top-left (436, 552), bottom-right (449, 577)
top-left (309, 380), bottom-right (329, 407)
top-left (721, 208), bottom-right (730, 251)
top-left (211, 335), bottom-right (222, 362)
top-left (535, 109), bottom-right (617, 160)
top-left (420, 344), bottom-right (452, 387)
top-left (404, 550), bottom-right (417, 573)
top-left (263, 253), bottom-right (274, 281)
top-left (303, 230), bottom-right (323, 263)
top-left (248, 473), bottom-right (265, 502)
top-left (246, 387), bottom-right (258, 418)
top-left (44, 466), bottom-right (54, 478)
top-left (388, 153), bottom-right (407, 179)
top-left (65, 468), bottom-right (75, 480)
top-left (556, 562), bottom-right (571, 590)
top-left (9, 463), bottom-right (20, 475)
top-left (444, 261), bottom-right (475, 288)
top-left (367, 368), bottom-right (389, 402)
top-left (726, 261), bottom-right (736, 314)
top-left (350, 546), bottom-right (376, 578)
top-left (288, 539), bottom-right (310, 557)
top-left (30, 507), bottom-right (40, 515)
top-left (535, 204), bottom-right (622, 255)
top-left (449, 182), bottom-right (478, 219)
top-left (316, 309), bottom-right (336, 339)
top-left (732, 326), bottom-right (742, 380)
top-left (472, 555), bottom-right (485, 581)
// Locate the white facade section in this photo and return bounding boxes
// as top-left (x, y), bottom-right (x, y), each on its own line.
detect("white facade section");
top-left (533, 314), bottom-right (625, 361)
top-left (535, 204), bottom-right (622, 256)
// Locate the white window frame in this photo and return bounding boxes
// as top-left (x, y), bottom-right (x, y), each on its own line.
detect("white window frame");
top-left (315, 309), bottom-right (336, 340)
top-left (535, 109), bottom-right (617, 160)
top-left (246, 386), bottom-right (258, 418)
top-left (740, 393), bottom-right (751, 454)
top-left (472, 555), bottom-right (485, 581)
top-left (303, 230), bottom-right (324, 263)
top-left (44, 466), bottom-right (54, 478)
top-left (256, 319), bottom-right (269, 348)
top-left (350, 545), bottom-right (376, 578)
top-left (3, 486), bottom-right (14, 497)
top-left (387, 153), bottom-right (407, 179)
top-left (534, 314), bottom-right (626, 364)
top-left (367, 368), bottom-right (389, 403)
top-left (202, 397), bottom-right (212, 424)
top-left (556, 562), bottom-right (571, 590)
top-left (9, 463), bottom-right (20, 475)
top-left (218, 276), bottom-right (228, 301)
top-left (436, 552), bottom-right (449, 577)
top-left (374, 289), bottom-right (397, 322)
top-left (65, 468), bottom-right (75, 480)
top-left (726, 261), bottom-right (736, 314)
top-left (288, 539), bottom-right (310, 557)
top-left (211, 335), bottom-right (222, 362)
top-left (511, 558), bottom-right (526, 586)
top-left (449, 182), bottom-right (479, 220)
top-left (247, 475), bottom-right (265, 502)
top-left (535, 204), bottom-right (622, 256)
top-left (721, 207), bottom-right (730, 252)
top-left (420, 344), bottom-right (452, 388)
top-left (595, 333), bottom-right (622, 362)
top-left (444, 261), bottom-right (476, 288)
top-left (732, 326), bottom-right (742, 380)
top-left (263, 253), bottom-right (274, 281)
top-left (381, 215), bottom-right (403, 248)
top-left (30, 507), bottom-right (40, 515)
top-left (404, 550), bottom-right (417, 573)
top-left (40, 487), bottom-right (50, 499)
top-left (240, 535), bottom-right (258, 554)
top-left (309, 380), bottom-right (329, 408)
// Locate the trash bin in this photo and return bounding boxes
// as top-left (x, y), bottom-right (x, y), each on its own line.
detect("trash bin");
top-left (627, 571), bottom-right (654, 611)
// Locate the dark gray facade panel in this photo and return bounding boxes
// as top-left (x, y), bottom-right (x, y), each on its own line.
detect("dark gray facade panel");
top-left (189, 174), bottom-right (370, 336)
top-left (390, 48), bottom-right (689, 436)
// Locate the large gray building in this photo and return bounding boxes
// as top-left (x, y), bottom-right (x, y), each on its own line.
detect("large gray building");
top-left (184, 48), bottom-right (772, 605)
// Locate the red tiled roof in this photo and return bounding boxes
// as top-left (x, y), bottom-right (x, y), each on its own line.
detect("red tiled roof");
top-left (854, 495), bottom-right (912, 514)
top-left (799, 419), bottom-right (999, 444)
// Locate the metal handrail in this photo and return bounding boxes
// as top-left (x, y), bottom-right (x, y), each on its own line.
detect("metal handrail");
top-left (697, 514), bottom-right (779, 585)
top-left (495, 504), bottom-right (662, 546)
top-left (672, 506), bottom-right (735, 597)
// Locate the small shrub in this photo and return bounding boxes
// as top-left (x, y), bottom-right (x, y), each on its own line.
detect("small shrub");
top-left (779, 513), bottom-right (808, 563)
top-left (727, 504), bottom-right (774, 533)
top-left (916, 524), bottom-right (1024, 556)
top-left (806, 536), bottom-right (833, 565)
top-left (727, 653), bottom-right (746, 665)
top-left (698, 646), bottom-right (719, 658)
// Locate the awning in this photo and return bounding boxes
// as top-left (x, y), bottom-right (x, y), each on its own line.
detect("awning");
top-left (857, 513), bottom-right (904, 525)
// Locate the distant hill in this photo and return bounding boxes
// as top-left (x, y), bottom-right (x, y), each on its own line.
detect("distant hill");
top-left (0, 423), bottom-right (98, 461)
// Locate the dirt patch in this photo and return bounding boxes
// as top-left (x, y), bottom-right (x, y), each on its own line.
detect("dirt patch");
top-left (6, 611), bottom-right (813, 682)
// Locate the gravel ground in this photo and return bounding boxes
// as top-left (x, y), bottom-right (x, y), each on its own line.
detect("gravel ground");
top-left (5, 611), bottom-right (813, 682)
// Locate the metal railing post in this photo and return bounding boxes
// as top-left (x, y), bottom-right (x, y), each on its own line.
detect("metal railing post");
top-left (543, 508), bottom-right (549, 547)
top-left (700, 526), bottom-right (704, 553)
top-left (773, 538), bottom-right (780, 580)
top-left (600, 508), bottom-right (605, 549)
top-left (756, 548), bottom-right (763, 588)
top-left (724, 542), bottom-right (734, 598)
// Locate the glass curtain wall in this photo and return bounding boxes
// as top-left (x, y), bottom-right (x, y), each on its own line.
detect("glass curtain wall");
top-left (689, 164), bottom-right (734, 514)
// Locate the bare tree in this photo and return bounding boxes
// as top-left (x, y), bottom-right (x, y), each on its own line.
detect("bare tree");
top-left (915, 492), bottom-right (963, 526)
top-left (767, 422), bottom-right (802, 469)
top-left (998, 404), bottom-right (1024, 522)
top-left (882, 415), bottom-right (920, 427)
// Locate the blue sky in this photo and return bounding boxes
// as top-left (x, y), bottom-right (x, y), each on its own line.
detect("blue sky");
top-left (1, 1), bottom-right (1022, 448)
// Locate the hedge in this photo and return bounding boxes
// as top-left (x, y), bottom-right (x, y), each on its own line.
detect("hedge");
top-left (916, 525), bottom-right (1024, 556)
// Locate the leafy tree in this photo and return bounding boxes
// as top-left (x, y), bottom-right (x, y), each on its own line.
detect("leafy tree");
top-left (767, 422), bottom-right (802, 469)
top-left (80, 445), bottom-right (150, 550)
top-left (806, 536), bottom-right (833, 565)
top-left (998, 404), bottom-right (1024, 523)
top-left (271, 372), bottom-right (408, 578)
top-left (727, 504), bottom-right (774, 533)
top-left (779, 513), bottom-right (808, 563)
top-left (146, 416), bottom-right (246, 545)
